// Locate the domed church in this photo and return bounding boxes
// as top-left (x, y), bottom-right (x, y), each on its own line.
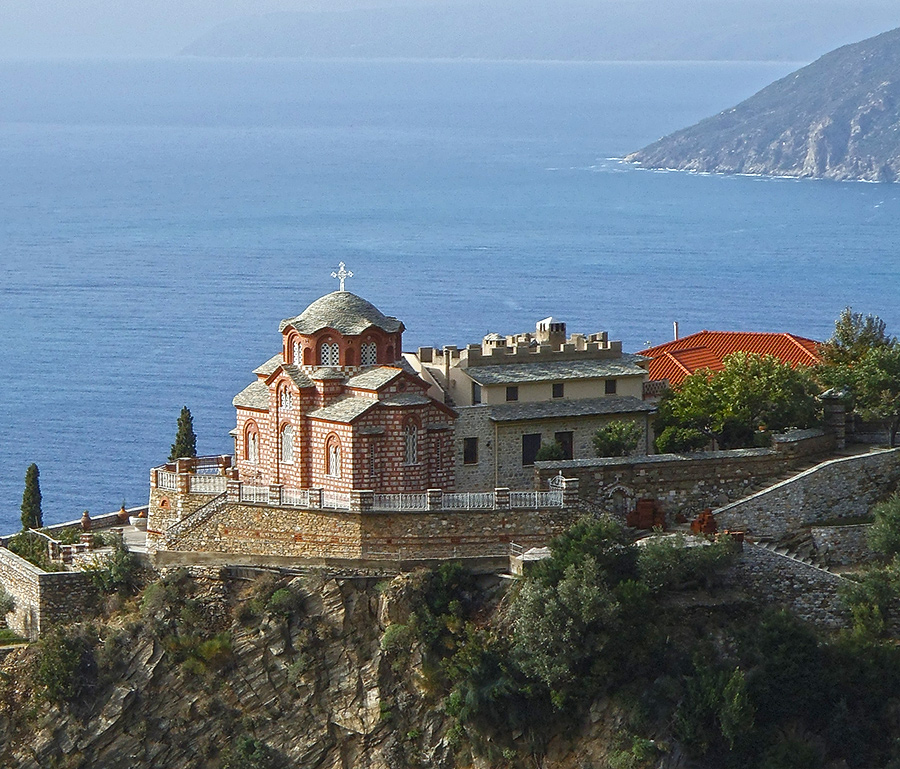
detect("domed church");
top-left (231, 271), bottom-right (457, 494)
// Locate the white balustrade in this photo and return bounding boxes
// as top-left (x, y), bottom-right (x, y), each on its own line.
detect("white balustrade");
top-left (510, 490), bottom-right (563, 508)
top-left (157, 470), bottom-right (178, 490)
top-left (372, 493), bottom-right (428, 511)
top-left (442, 492), bottom-right (495, 509)
top-left (189, 474), bottom-right (228, 494)
top-left (322, 491), bottom-right (351, 510)
top-left (240, 484), bottom-right (269, 504)
top-left (282, 487), bottom-right (311, 508)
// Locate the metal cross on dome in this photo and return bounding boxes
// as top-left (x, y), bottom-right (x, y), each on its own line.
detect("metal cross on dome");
top-left (331, 262), bottom-right (353, 292)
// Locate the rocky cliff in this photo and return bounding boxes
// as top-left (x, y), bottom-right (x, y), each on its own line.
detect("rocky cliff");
top-left (627, 26), bottom-right (900, 182)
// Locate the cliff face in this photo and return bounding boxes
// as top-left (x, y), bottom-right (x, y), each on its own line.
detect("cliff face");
top-left (626, 27), bottom-right (900, 182)
top-left (0, 569), bottom-right (633, 769)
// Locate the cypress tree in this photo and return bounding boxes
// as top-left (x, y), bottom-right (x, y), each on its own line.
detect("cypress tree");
top-left (169, 406), bottom-right (198, 461)
top-left (21, 463), bottom-right (42, 530)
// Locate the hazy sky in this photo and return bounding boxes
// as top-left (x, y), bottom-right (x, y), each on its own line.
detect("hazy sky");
top-left (1, 0), bottom-right (898, 58)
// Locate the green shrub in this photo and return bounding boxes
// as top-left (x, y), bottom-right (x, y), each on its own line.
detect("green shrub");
top-left (534, 441), bottom-right (566, 461)
top-left (380, 623), bottom-right (413, 653)
top-left (655, 426), bottom-right (709, 454)
top-left (34, 625), bottom-right (98, 708)
top-left (533, 515), bottom-right (636, 587)
top-left (0, 586), bottom-right (14, 620)
top-left (265, 587), bottom-right (303, 619)
top-left (85, 543), bottom-right (141, 596)
top-left (869, 493), bottom-right (900, 558)
top-left (593, 420), bottom-right (643, 457)
top-left (637, 535), bottom-right (737, 592)
top-left (7, 531), bottom-right (51, 571)
top-left (220, 735), bottom-right (281, 769)
top-left (54, 527), bottom-right (81, 545)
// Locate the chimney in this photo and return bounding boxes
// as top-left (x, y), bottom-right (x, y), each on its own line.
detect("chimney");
top-left (673, 321), bottom-right (679, 341)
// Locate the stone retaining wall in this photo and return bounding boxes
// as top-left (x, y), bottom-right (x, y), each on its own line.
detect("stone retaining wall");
top-left (536, 430), bottom-right (835, 519)
top-left (0, 548), bottom-right (95, 640)
top-left (716, 449), bottom-right (900, 538)
top-left (810, 524), bottom-right (876, 568)
top-left (728, 544), bottom-right (848, 629)
top-left (161, 501), bottom-right (582, 566)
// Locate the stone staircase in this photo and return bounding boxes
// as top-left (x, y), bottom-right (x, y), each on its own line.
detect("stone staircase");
top-left (163, 492), bottom-right (229, 546)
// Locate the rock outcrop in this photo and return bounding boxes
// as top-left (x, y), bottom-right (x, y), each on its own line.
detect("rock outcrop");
top-left (627, 27), bottom-right (900, 182)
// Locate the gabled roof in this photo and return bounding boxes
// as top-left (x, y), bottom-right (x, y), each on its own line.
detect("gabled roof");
top-left (487, 395), bottom-right (655, 423)
top-left (233, 381), bottom-right (270, 411)
top-left (639, 331), bottom-right (821, 385)
top-left (466, 354), bottom-right (648, 386)
top-left (346, 366), bottom-right (403, 391)
top-left (253, 353), bottom-right (284, 377)
top-left (280, 363), bottom-right (315, 389)
top-left (307, 397), bottom-right (378, 424)
top-left (279, 291), bottom-right (403, 336)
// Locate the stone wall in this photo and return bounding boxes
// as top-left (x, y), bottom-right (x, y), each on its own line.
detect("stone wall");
top-left (0, 548), bottom-right (95, 640)
top-left (159, 500), bottom-right (582, 569)
top-left (536, 431), bottom-right (836, 520)
top-left (716, 449), bottom-right (900, 538)
top-left (727, 544), bottom-right (848, 629)
top-left (810, 524), bottom-right (877, 568)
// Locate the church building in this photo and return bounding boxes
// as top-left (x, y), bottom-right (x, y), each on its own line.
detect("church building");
top-left (231, 268), bottom-right (457, 494)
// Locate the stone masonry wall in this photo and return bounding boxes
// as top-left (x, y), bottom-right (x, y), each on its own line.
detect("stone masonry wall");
top-left (726, 544), bottom-right (848, 630)
top-left (0, 548), bottom-right (95, 640)
top-left (537, 449), bottom-right (804, 519)
top-left (716, 449), bottom-right (900, 538)
top-left (810, 524), bottom-right (877, 568)
top-left (161, 501), bottom-right (582, 566)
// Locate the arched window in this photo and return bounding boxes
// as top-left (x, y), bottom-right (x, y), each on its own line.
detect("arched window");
top-left (292, 340), bottom-right (301, 365)
top-left (280, 423), bottom-right (294, 464)
top-left (280, 387), bottom-right (293, 410)
top-left (245, 423), bottom-right (259, 464)
top-left (320, 341), bottom-right (340, 366)
top-left (361, 342), bottom-right (378, 365)
top-left (404, 422), bottom-right (418, 465)
top-left (326, 437), bottom-right (341, 478)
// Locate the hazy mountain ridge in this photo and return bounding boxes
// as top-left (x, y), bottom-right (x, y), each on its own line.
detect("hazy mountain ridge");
top-left (180, 2), bottom-right (900, 62)
top-left (627, 27), bottom-right (900, 181)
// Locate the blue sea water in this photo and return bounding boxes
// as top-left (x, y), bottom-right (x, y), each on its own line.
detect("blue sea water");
top-left (1, 58), bottom-right (899, 530)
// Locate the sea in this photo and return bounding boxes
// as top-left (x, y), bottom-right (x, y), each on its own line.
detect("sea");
top-left (1, 57), bottom-right (899, 530)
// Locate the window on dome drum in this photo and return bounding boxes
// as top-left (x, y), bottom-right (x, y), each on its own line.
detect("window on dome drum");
top-left (280, 424), bottom-right (294, 463)
top-left (369, 445), bottom-right (376, 480)
top-left (521, 433), bottom-right (542, 466)
top-left (280, 389), bottom-right (293, 410)
top-left (320, 342), bottom-right (340, 366)
top-left (506, 386), bottom-right (519, 402)
top-left (292, 341), bottom-right (301, 364)
top-left (361, 342), bottom-right (378, 365)
top-left (552, 382), bottom-right (564, 399)
top-left (605, 378), bottom-right (617, 395)
top-left (327, 441), bottom-right (341, 477)
top-left (404, 423), bottom-right (418, 465)
top-left (463, 437), bottom-right (478, 465)
top-left (246, 430), bottom-right (259, 464)
top-left (555, 431), bottom-right (574, 460)
top-left (471, 382), bottom-right (481, 405)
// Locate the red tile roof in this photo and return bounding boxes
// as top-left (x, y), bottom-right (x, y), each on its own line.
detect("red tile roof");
top-left (639, 331), bottom-right (821, 385)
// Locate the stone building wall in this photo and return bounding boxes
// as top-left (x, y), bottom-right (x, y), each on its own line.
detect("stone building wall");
top-left (716, 449), bottom-right (900, 538)
top-left (810, 524), bottom-right (877, 568)
top-left (455, 407), bottom-right (652, 492)
top-left (726, 544), bottom-right (848, 630)
top-left (0, 548), bottom-right (95, 640)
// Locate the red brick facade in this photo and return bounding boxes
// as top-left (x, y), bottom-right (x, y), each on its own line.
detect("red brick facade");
top-left (233, 291), bottom-right (456, 493)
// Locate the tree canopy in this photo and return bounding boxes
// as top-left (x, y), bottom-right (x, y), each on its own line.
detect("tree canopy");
top-left (20, 463), bottom-right (42, 530)
top-left (169, 406), bottom-right (198, 461)
top-left (816, 309), bottom-right (900, 447)
top-left (654, 352), bottom-right (820, 452)
top-left (592, 420), bottom-right (643, 457)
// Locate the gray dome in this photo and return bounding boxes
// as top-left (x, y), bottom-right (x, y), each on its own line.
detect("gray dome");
top-left (279, 291), bottom-right (403, 337)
